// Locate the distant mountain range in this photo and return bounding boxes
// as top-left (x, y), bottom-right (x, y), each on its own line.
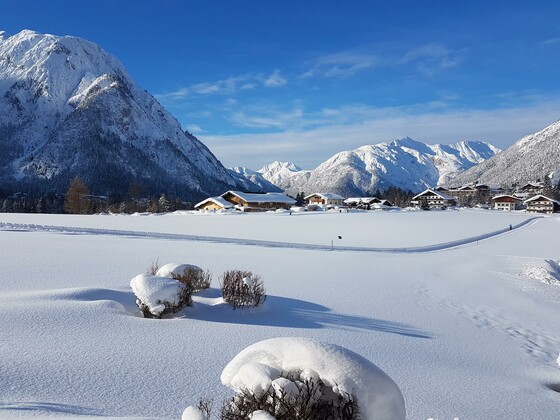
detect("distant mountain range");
top-left (449, 119), bottom-right (560, 188)
top-left (0, 30), bottom-right (245, 200)
top-left (235, 139), bottom-right (500, 196)
top-left (2, 31), bottom-right (557, 204)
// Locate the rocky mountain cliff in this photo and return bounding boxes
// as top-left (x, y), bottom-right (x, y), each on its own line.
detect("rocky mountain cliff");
top-left (449, 119), bottom-right (560, 188)
top-left (257, 139), bottom-right (500, 196)
top-left (0, 30), bottom-right (242, 200)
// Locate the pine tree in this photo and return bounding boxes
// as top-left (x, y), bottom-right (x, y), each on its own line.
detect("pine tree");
top-left (158, 194), bottom-right (170, 212)
top-left (64, 176), bottom-right (91, 214)
top-left (36, 197), bottom-right (45, 213)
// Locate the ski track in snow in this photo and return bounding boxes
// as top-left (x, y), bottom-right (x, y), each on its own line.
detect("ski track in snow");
top-left (0, 216), bottom-right (542, 254)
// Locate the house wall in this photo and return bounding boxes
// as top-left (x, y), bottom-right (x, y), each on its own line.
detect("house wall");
top-left (494, 202), bottom-right (515, 211)
top-left (325, 199), bottom-right (344, 206)
top-left (526, 200), bottom-right (555, 214)
top-left (308, 196), bottom-right (325, 204)
top-left (198, 202), bottom-right (225, 211)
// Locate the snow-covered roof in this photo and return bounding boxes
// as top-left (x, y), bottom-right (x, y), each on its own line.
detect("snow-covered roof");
top-left (194, 196), bottom-right (234, 209)
top-left (523, 194), bottom-right (560, 204)
top-left (412, 189), bottom-right (456, 201)
top-left (492, 195), bottom-right (522, 201)
top-left (519, 182), bottom-right (544, 190)
top-left (223, 191), bottom-right (296, 204)
top-left (304, 193), bottom-right (345, 200)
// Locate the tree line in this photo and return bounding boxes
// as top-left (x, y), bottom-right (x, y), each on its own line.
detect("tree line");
top-left (1, 176), bottom-right (194, 214)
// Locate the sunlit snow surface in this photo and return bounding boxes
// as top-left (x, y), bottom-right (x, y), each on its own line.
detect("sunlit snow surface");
top-left (1, 209), bottom-right (560, 419)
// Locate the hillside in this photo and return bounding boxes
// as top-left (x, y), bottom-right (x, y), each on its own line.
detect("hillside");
top-left (449, 119), bottom-right (560, 188)
top-left (0, 30), bottom-right (241, 200)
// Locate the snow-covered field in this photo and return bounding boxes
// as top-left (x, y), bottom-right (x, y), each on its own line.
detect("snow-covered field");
top-left (1, 209), bottom-right (559, 419)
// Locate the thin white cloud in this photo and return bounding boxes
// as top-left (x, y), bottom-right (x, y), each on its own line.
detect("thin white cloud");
top-left (301, 43), bottom-right (462, 79)
top-left (185, 124), bottom-right (203, 133)
top-left (156, 71), bottom-right (288, 102)
top-left (541, 37), bottom-right (560, 46)
top-left (200, 98), bottom-right (560, 170)
top-left (301, 51), bottom-right (383, 78)
top-left (399, 43), bottom-right (463, 76)
top-left (264, 69), bottom-right (287, 87)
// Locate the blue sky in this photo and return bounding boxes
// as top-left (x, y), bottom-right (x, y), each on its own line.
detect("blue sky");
top-left (3, 0), bottom-right (560, 169)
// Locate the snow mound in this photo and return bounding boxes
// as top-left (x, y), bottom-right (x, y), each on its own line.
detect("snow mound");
top-left (250, 411), bottom-right (276, 420)
top-left (129, 274), bottom-right (184, 316)
top-left (220, 337), bottom-right (406, 419)
top-left (181, 406), bottom-right (207, 420)
top-left (522, 260), bottom-right (560, 285)
top-left (156, 263), bottom-right (202, 278)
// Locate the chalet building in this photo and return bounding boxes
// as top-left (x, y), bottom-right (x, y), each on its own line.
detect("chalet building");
top-left (194, 196), bottom-right (235, 211)
top-left (515, 182), bottom-right (544, 199)
top-left (344, 197), bottom-right (393, 209)
top-left (524, 195), bottom-right (560, 214)
top-left (450, 184), bottom-right (491, 205)
top-left (491, 195), bottom-right (523, 211)
top-left (304, 193), bottom-right (345, 206)
top-left (411, 189), bottom-right (457, 209)
top-left (220, 191), bottom-right (296, 212)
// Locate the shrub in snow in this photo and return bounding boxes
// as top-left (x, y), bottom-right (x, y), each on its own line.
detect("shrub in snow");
top-left (146, 259), bottom-right (161, 275)
top-left (157, 263), bottom-right (212, 291)
top-left (130, 274), bottom-right (193, 318)
top-left (220, 369), bottom-right (360, 419)
top-left (182, 399), bottom-right (213, 420)
top-left (220, 270), bottom-right (266, 309)
top-left (219, 337), bottom-right (405, 420)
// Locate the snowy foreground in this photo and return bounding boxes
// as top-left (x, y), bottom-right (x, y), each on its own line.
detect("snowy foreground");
top-left (1, 209), bottom-right (560, 419)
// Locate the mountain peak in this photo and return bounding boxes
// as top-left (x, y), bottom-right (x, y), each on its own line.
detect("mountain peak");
top-left (260, 139), bottom-right (500, 196)
top-left (0, 29), bottom-right (240, 200)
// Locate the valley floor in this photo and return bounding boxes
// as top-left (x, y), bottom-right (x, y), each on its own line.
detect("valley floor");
top-left (0, 209), bottom-right (559, 419)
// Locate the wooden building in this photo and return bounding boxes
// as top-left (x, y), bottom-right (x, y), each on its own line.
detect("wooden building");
top-left (411, 189), bottom-right (457, 209)
top-left (491, 195), bottom-right (523, 211)
top-left (194, 196), bottom-right (234, 211)
top-left (524, 195), bottom-right (560, 214)
top-left (344, 197), bottom-right (393, 209)
top-left (304, 193), bottom-right (345, 206)
top-left (220, 191), bottom-right (296, 212)
top-left (516, 182), bottom-right (544, 199)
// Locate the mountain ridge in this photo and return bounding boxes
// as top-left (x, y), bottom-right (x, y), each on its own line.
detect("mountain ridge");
top-left (449, 119), bottom-right (560, 188)
top-left (252, 139), bottom-right (500, 196)
top-left (0, 29), bottom-right (243, 200)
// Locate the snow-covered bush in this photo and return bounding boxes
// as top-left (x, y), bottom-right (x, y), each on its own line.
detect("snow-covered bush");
top-left (220, 270), bottom-right (266, 309)
top-left (130, 274), bottom-right (193, 318)
top-left (183, 337), bottom-right (405, 419)
top-left (220, 337), bottom-right (405, 420)
top-left (220, 369), bottom-right (360, 419)
top-left (157, 263), bottom-right (212, 291)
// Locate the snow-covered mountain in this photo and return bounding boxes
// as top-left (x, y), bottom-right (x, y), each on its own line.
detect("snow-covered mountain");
top-left (258, 139), bottom-right (500, 196)
top-left (257, 161), bottom-right (311, 193)
top-left (0, 30), bottom-right (240, 200)
top-left (449, 119), bottom-right (560, 188)
top-left (227, 167), bottom-right (282, 193)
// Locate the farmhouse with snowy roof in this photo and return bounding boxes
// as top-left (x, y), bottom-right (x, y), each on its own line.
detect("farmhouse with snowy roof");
top-left (524, 195), bottom-right (560, 214)
top-left (304, 193), bottom-right (345, 206)
top-left (344, 197), bottom-right (393, 209)
top-left (194, 196), bottom-right (235, 211)
top-left (219, 191), bottom-right (296, 212)
top-left (516, 182), bottom-right (544, 198)
top-left (491, 195), bottom-right (523, 211)
top-left (411, 189), bottom-right (457, 209)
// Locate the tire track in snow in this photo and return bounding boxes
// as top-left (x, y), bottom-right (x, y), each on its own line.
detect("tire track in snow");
top-left (0, 216), bottom-right (542, 254)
